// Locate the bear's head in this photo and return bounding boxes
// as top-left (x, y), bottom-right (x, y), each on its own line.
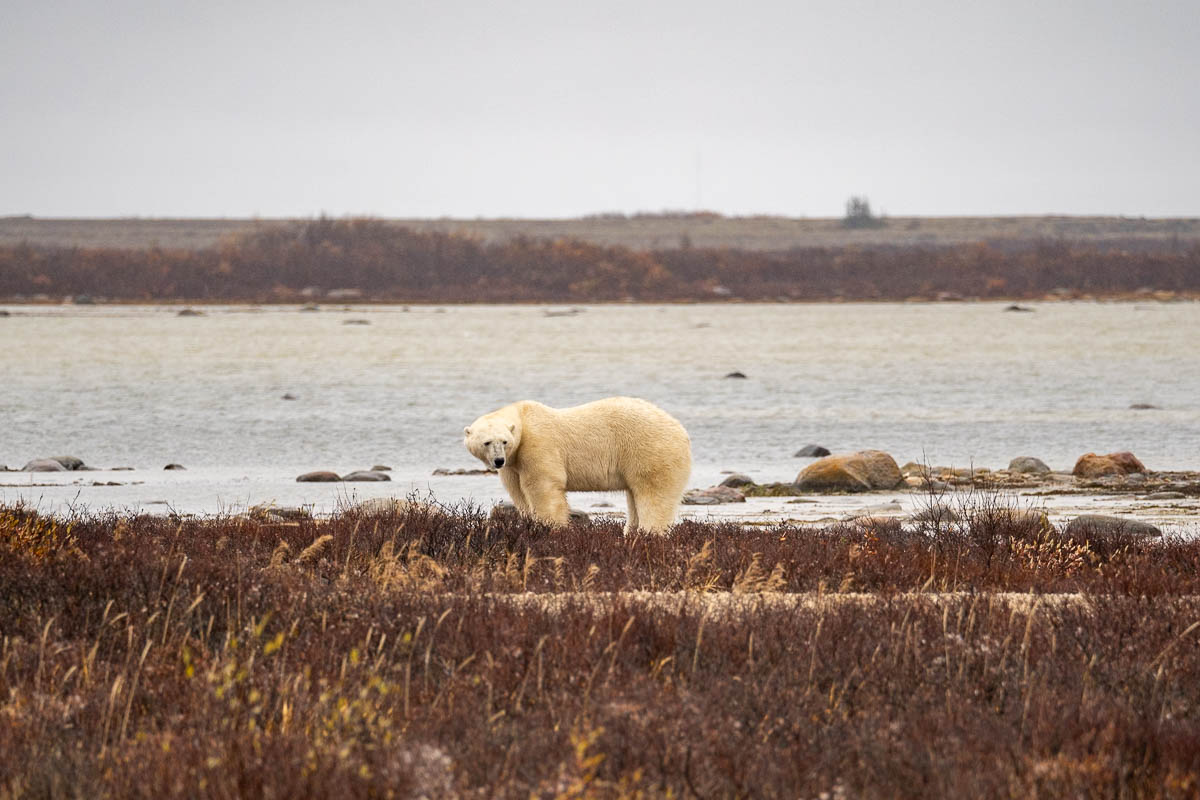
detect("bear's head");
top-left (464, 414), bottom-right (521, 469)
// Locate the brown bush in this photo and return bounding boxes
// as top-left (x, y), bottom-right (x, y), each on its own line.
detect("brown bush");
top-left (2, 218), bottom-right (1197, 302)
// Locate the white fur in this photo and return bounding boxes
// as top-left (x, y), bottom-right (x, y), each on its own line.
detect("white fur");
top-left (464, 397), bottom-right (691, 534)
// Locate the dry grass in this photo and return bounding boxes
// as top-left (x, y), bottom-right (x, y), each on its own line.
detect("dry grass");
top-left (2, 500), bottom-right (1199, 797)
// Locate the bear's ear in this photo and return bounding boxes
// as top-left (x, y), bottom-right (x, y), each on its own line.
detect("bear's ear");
top-left (508, 423), bottom-right (516, 433)
top-left (463, 427), bottom-right (471, 436)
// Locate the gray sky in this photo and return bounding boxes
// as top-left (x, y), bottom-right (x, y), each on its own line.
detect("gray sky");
top-left (2, 0), bottom-right (1197, 218)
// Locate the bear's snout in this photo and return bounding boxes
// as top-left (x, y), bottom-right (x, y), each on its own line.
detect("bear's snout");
top-left (493, 457), bottom-right (505, 468)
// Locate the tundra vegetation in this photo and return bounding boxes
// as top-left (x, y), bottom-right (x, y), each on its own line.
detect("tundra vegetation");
top-left (2, 217), bottom-right (1198, 302)
top-left (2, 500), bottom-right (1199, 797)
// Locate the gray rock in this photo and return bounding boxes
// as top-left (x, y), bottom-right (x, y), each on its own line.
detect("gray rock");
top-left (1147, 491), bottom-right (1185, 500)
top-left (343, 319), bottom-right (370, 325)
top-left (910, 505), bottom-right (961, 523)
top-left (371, 464), bottom-right (392, 471)
top-left (296, 471), bottom-right (341, 482)
top-left (22, 459), bottom-right (68, 472)
top-left (47, 455), bottom-right (86, 470)
top-left (0, 309), bottom-right (10, 317)
top-left (1008, 456), bottom-right (1050, 474)
top-left (163, 463), bottom-right (186, 470)
top-left (1064, 514), bottom-right (1162, 539)
top-left (176, 308), bottom-right (204, 317)
top-left (1129, 403), bottom-right (1159, 410)
top-left (342, 470), bottom-right (391, 482)
top-left (723, 371), bottom-right (748, 379)
top-left (719, 473), bottom-right (754, 488)
top-left (794, 444), bottom-right (832, 458)
top-left (490, 501), bottom-right (588, 522)
top-left (281, 393), bottom-right (298, 400)
top-left (1004, 304), bottom-right (1034, 312)
top-left (682, 486), bottom-right (746, 504)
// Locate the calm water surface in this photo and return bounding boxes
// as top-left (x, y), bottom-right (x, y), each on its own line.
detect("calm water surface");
top-left (2, 302), bottom-right (1197, 514)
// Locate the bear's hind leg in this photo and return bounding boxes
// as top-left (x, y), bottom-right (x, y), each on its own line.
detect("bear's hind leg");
top-left (623, 490), bottom-right (639, 534)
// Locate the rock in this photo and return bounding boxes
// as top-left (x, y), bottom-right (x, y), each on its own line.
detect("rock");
top-left (910, 505), bottom-right (961, 523)
top-left (249, 504), bottom-right (312, 521)
top-left (723, 371), bottom-right (748, 379)
top-left (1147, 491), bottom-right (1185, 500)
top-left (371, 464), bottom-right (392, 471)
top-left (432, 467), bottom-right (497, 476)
top-left (842, 502), bottom-right (904, 520)
top-left (1129, 403), bottom-right (1159, 410)
top-left (794, 444), bottom-right (832, 458)
top-left (163, 463), bottom-right (186, 470)
top-left (281, 393), bottom-right (297, 400)
top-left (1008, 456), bottom-right (1050, 474)
top-left (1108, 451), bottom-right (1146, 473)
top-left (343, 319), bottom-right (371, 325)
top-left (46, 455), bottom-right (87, 471)
top-left (1072, 451), bottom-right (1146, 479)
top-left (296, 471), bottom-right (341, 482)
top-left (718, 473), bottom-right (754, 488)
top-left (490, 501), bottom-right (588, 522)
top-left (176, 308), bottom-right (204, 317)
top-left (342, 470), bottom-right (391, 482)
top-left (682, 486), bottom-right (746, 504)
top-left (796, 450), bottom-right (903, 492)
top-left (72, 294), bottom-right (95, 305)
top-left (0, 309), bottom-right (9, 316)
top-left (1004, 304), bottom-right (1034, 312)
top-left (1064, 514), bottom-right (1162, 539)
top-left (22, 459), bottom-right (68, 472)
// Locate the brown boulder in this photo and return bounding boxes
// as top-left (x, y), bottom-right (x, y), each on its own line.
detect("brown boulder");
top-left (1072, 451), bottom-right (1146, 478)
top-left (296, 471), bottom-right (341, 482)
top-left (796, 450), bottom-right (903, 492)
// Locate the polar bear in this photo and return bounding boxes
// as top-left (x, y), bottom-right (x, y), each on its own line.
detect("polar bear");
top-left (464, 397), bottom-right (691, 534)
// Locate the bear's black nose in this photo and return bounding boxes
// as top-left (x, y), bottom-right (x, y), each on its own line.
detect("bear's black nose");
top-left (493, 458), bottom-right (505, 468)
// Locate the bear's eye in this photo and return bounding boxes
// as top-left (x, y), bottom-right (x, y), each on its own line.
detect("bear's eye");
top-left (502, 440), bottom-right (508, 445)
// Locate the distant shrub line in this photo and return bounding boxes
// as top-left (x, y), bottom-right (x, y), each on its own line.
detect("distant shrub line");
top-left (2, 217), bottom-right (1198, 302)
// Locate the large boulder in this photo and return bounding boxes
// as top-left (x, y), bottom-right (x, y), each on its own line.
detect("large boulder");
top-left (342, 470), bottom-right (391, 482)
top-left (296, 471), bottom-right (341, 482)
top-left (794, 444), bottom-right (832, 458)
top-left (682, 486), bottom-right (746, 504)
top-left (1064, 514), bottom-right (1161, 539)
top-left (1008, 456), bottom-right (1050, 474)
top-left (718, 473), bottom-right (754, 488)
top-left (796, 450), bottom-right (903, 492)
top-left (1073, 451), bottom-right (1146, 478)
top-left (22, 459), bottom-right (68, 472)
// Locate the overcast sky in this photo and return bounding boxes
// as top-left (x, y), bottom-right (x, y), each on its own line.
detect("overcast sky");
top-left (2, 0), bottom-right (1197, 218)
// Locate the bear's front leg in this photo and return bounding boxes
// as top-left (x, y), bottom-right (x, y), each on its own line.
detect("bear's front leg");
top-left (499, 468), bottom-right (532, 516)
top-left (523, 476), bottom-right (571, 527)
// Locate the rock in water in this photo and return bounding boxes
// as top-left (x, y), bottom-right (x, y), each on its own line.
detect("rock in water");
top-left (1064, 514), bottom-right (1161, 538)
top-left (794, 444), bottom-right (832, 458)
top-left (22, 459), bottom-right (68, 472)
top-left (296, 471), bottom-right (341, 482)
top-left (1008, 456), bottom-right (1050, 474)
top-left (723, 371), bottom-right (748, 379)
top-left (163, 463), bottom-right (186, 470)
top-left (683, 486), bottom-right (747, 504)
top-left (47, 455), bottom-right (87, 470)
top-left (342, 470), bottom-right (391, 482)
top-left (1128, 403), bottom-right (1159, 410)
top-left (718, 473), bottom-right (754, 488)
top-left (795, 450), bottom-right (903, 492)
top-left (1072, 451), bottom-right (1146, 478)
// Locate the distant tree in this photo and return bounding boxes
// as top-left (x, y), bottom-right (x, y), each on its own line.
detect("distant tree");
top-left (842, 196), bottom-right (885, 229)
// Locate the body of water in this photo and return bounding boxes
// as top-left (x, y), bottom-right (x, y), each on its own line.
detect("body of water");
top-left (2, 301), bottom-right (1197, 515)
